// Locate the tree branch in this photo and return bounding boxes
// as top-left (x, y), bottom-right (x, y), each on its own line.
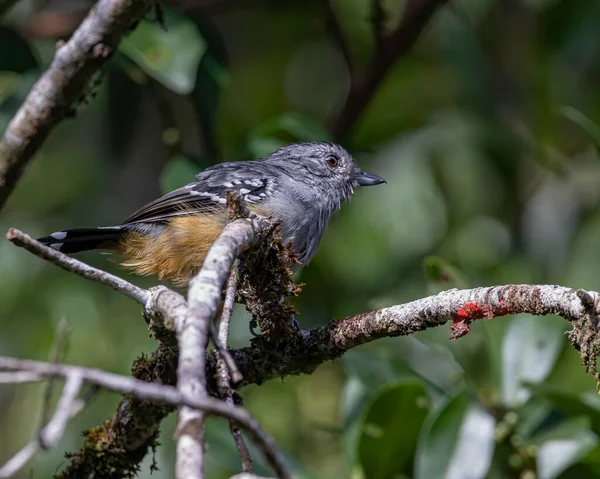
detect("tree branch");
top-left (0, 0), bottom-right (155, 211)
top-left (227, 285), bottom-right (599, 387)
top-left (7, 228), bottom-right (149, 304)
top-left (175, 215), bottom-right (271, 478)
top-left (0, 356), bottom-right (288, 478)
top-left (218, 263), bottom-right (254, 473)
top-left (0, 373), bottom-right (85, 478)
top-left (9, 232), bottom-right (600, 476)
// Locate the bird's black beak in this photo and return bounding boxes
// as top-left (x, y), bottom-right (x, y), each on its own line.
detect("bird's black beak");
top-left (354, 171), bottom-right (386, 186)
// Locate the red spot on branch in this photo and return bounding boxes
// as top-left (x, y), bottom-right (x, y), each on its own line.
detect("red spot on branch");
top-left (450, 300), bottom-right (513, 339)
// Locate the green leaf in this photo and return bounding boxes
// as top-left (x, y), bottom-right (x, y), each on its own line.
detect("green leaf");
top-left (358, 381), bottom-right (430, 479)
top-left (501, 314), bottom-right (566, 407)
top-left (559, 105), bottom-right (600, 155)
top-left (534, 417), bottom-right (598, 479)
top-left (120, 9), bottom-right (206, 94)
top-left (532, 385), bottom-right (600, 436)
top-left (415, 389), bottom-right (495, 479)
top-left (341, 343), bottom-right (457, 468)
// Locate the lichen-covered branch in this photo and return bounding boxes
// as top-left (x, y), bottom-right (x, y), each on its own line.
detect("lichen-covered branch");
top-left (227, 285), bottom-right (599, 386)
top-left (8, 233), bottom-right (600, 477)
top-left (0, 356), bottom-right (286, 479)
top-left (175, 213), bottom-right (276, 478)
top-left (0, 0), bottom-right (155, 211)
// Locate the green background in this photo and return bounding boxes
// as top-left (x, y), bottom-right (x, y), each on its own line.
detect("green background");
top-left (2, 0), bottom-right (600, 477)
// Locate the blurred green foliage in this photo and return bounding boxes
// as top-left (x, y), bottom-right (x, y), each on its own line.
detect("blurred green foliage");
top-left (2, 0), bottom-right (600, 478)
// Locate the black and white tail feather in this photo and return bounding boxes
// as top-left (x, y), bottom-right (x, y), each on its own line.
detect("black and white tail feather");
top-left (37, 226), bottom-right (126, 253)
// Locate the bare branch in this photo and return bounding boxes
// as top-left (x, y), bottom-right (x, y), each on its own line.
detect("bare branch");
top-left (0, 371), bottom-right (43, 383)
top-left (218, 262), bottom-right (253, 473)
top-left (35, 280), bottom-right (600, 477)
top-left (227, 284), bottom-right (599, 386)
top-left (0, 355), bottom-right (288, 478)
top-left (210, 318), bottom-right (243, 386)
top-left (0, 0), bottom-right (155, 211)
top-left (39, 318), bottom-right (71, 432)
top-left (7, 228), bottom-right (149, 305)
top-left (0, 373), bottom-right (84, 478)
top-left (176, 214), bottom-right (273, 478)
top-left (219, 261), bottom-right (239, 345)
top-left (39, 373), bottom-right (84, 448)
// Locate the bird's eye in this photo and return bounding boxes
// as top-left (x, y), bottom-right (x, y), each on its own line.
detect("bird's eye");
top-left (326, 156), bottom-right (339, 167)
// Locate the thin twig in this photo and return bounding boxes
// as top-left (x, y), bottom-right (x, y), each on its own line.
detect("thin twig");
top-left (39, 373), bottom-right (84, 448)
top-left (210, 318), bottom-right (243, 386)
top-left (7, 228), bottom-right (149, 305)
top-left (218, 262), bottom-right (253, 473)
top-left (0, 355), bottom-right (289, 478)
top-left (219, 261), bottom-right (239, 345)
top-left (210, 261), bottom-right (243, 386)
top-left (0, 371), bottom-right (43, 383)
top-left (0, 373), bottom-right (84, 478)
top-left (39, 318), bottom-right (71, 432)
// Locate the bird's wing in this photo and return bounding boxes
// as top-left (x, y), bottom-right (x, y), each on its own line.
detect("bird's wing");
top-left (122, 162), bottom-right (277, 225)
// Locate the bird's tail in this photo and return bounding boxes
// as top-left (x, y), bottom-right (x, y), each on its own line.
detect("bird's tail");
top-left (37, 226), bottom-right (125, 253)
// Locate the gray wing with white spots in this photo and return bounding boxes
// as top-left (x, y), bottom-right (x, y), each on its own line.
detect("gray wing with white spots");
top-left (122, 161), bottom-right (277, 225)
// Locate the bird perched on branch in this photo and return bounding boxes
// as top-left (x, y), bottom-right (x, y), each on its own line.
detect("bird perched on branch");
top-left (38, 142), bottom-right (386, 287)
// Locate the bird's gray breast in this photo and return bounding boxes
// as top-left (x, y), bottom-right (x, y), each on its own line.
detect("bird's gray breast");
top-left (262, 189), bottom-right (330, 266)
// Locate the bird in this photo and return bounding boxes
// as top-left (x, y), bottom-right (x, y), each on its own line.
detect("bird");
top-left (38, 142), bottom-right (386, 287)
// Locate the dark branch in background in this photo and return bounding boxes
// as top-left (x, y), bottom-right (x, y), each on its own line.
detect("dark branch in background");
top-left (329, 0), bottom-right (449, 140)
top-left (0, 0), bottom-right (156, 212)
top-left (372, 0), bottom-right (385, 57)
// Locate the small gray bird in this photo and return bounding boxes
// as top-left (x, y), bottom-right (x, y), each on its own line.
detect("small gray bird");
top-left (38, 142), bottom-right (385, 286)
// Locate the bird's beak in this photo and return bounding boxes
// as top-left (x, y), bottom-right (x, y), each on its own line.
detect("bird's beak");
top-left (354, 171), bottom-right (386, 186)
